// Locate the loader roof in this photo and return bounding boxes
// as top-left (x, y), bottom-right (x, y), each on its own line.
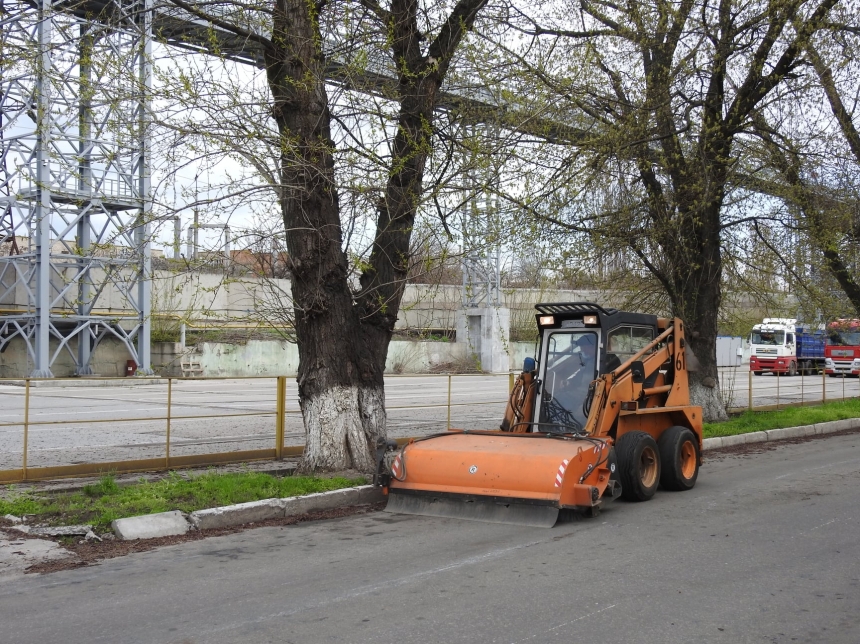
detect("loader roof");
top-left (534, 302), bottom-right (657, 330)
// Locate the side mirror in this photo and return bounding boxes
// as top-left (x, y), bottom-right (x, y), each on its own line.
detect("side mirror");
top-left (523, 357), bottom-right (536, 373)
top-left (631, 360), bottom-right (645, 384)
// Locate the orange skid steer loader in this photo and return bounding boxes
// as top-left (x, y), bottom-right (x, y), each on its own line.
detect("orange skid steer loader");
top-left (374, 303), bottom-right (704, 527)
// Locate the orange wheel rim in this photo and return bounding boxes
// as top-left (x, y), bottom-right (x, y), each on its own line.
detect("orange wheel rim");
top-left (640, 446), bottom-right (658, 487)
top-left (680, 441), bottom-right (697, 479)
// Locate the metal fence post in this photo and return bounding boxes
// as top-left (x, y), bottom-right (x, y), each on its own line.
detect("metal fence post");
top-left (748, 369), bottom-right (753, 411)
top-left (166, 378), bottom-right (172, 467)
top-left (23, 379), bottom-right (30, 479)
top-left (275, 376), bottom-right (286, 459)
top-left (843, 372), bottom-right (846, 401)
top-left (776, 371), bottom-right (780, 409)
top-left (800, 368), bottom-right (804, 407)
top-left (509, 372), bottom-right (514, 392)
top-left (447, 374), bottom-right (452, 431)
top-left (823, 368), bottom-right (826, 403)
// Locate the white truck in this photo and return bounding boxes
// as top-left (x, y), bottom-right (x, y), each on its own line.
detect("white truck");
top-left (748, 318), bottom-right (825, 376)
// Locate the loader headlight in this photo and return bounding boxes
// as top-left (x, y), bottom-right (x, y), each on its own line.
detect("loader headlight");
top-left (539, 315), bottom-right (555, 326)
top-left (583, 315), bottom-right (598, 325)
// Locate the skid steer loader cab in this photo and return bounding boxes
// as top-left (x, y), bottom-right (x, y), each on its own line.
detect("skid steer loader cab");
top-left (380, 302), bottom-right (704, 527)
top-left (532, 303), bottom-right (658, 434)
top-left (536, 330), bottom-right (599, 433)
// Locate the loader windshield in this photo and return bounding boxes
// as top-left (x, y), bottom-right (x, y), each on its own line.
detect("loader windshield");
top-left (538, 331), bottom-right (598, 433)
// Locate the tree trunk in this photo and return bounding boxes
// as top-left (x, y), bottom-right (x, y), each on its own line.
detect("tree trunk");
top-left (668, 188), bottom-right (730, 422)
top-left (679, 278), bottom-right (728, 422)
top-left (264, 0), bottom-right (386, 472)
top-left (261, 0), bottom-right (487, 472)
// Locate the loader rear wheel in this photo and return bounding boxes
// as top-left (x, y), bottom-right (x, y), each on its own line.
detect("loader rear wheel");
top-left (616, 431), bottom-right (660, 502)
top-left (658, 426), bottom-right (700, 491)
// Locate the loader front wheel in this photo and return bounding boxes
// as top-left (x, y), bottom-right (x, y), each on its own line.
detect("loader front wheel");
top-left (658, 426), bottom-right (700, 491)
top-left (616, 431), bottom-right (660, 502)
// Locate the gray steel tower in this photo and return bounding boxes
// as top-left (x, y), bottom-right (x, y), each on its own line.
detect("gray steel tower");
top-left (0, 0), bottom-right (153, 376)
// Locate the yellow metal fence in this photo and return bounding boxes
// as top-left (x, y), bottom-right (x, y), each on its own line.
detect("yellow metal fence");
top-left (1, 369), bottom-right (857, 484)
top-left (724, 367), bottom-right (860, 412)
top-left (0, 374), bottom-right (513, 484)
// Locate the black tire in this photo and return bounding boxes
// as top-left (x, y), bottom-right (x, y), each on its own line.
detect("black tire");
top-left (658, 426), bottom-right (700, 491)
top-left (607, 446), bottom-right (620, 485)
top-left (616, 431), bottom-right (660, 502)
top-left (788, 361), bottom-right (797, 377)
top-left (753, 371), bottom-right (763, 376)
top-left (600, 446), bottom-right (621, 500)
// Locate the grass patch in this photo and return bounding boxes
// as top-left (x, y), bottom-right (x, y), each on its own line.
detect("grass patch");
top-left (704, 398), bottom-right (860, 438)
top-left (0, 471), bottom-right (365, 531)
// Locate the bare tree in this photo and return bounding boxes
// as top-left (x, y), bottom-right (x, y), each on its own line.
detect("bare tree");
top-left (156, 0), bottom-right (490, 471)
top-left (477, 0), bottom-right (840, 420)
top-left (741, 12), bottom-right (860, 318)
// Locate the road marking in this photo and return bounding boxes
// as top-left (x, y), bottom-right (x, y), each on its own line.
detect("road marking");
top-left (797, 517), bottom-right (854, 537)
top-left (509, 604), bottom-right (617, 643)
top-left (177, 536), bottom-right (550, 638)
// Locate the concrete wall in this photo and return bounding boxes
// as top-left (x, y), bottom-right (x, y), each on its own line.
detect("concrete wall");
top-left (175, 339), bottom-right (473, 377)
top-left (143, 339), bottom-right (520, 377)
top-left (0, 335), bottom-right (135, 378)
top-left (3, 263), bottom-right (798, 336)
top-left (0, 334), bottom-right (751, 379)
top-left (151, 342), bottom-right (186, 377)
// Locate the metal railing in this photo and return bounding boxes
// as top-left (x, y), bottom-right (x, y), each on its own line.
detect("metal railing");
top-left (0, 373), bottom-right (513, 483)
top-left (1, 369), bottom-right (857, 484)
top-left (721, 366), bottom-right (860, 412)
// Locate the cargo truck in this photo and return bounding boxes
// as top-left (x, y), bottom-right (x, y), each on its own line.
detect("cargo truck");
top-left (824, 319), bottom-right (860, 377)
top-left (749, 318), bottom-right (825, 376)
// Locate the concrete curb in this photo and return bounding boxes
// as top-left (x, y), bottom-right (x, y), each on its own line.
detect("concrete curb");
top-left (190, 498), bottom-right (288, 531)
top-left (3, 378), bottom-right (169, 388)
top-left (189, 485), bottom-right (385, 531)
top-left (112, 511), bottom-right (190, 540)
top-left (703, 417), bottom-right (860, 451)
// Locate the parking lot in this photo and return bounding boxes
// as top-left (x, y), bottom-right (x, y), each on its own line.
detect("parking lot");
top-left (0, 374), bottom-right (509, 470)
top-left (0, 368), bottom-right (858, 471)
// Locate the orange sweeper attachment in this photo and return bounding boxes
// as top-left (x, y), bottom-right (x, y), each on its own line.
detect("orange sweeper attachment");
top-left (374, 303), bottom-right (705, 527)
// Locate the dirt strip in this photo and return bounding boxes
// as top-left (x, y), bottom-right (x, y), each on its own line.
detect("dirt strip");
top-left (705, 426), bottom-right (860, 459)
top-left (1, 502), bottom-right (386, 575)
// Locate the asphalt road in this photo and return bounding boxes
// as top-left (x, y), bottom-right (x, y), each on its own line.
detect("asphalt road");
top-left (2, 432), bottom-right (859, 644)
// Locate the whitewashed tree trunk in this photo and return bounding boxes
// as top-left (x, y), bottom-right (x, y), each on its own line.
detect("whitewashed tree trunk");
top-left (689, 380), bottom-right (728, 423)
top-left (300, 384), bottom-right (386, 472)
top-left (265, 0), bottom-right (488, 473)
